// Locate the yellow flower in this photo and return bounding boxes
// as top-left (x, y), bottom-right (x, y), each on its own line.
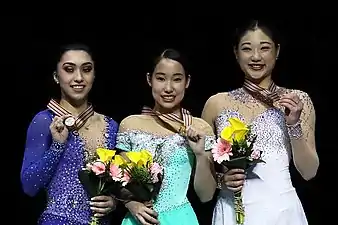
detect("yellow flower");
top-left (140, 150), bottom-right (153, 164)
top-left (220, 118), bottom-right (249, 143)
top-left (96, 148), bottom-right (116, 163)
top-left (126, 152), bottom-right (144, 167)
top-left (126, 150), bottom-right (153, 167)
top-left (112, 155), bottom-right (127, 166)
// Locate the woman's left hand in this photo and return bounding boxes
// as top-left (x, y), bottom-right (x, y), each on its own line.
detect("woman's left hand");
top-left (278, 93), bottom-right (303, 125)
top-left (90, 195), bottom-right (117, 217)
top-left (186, 126), bottom-right (206, 156)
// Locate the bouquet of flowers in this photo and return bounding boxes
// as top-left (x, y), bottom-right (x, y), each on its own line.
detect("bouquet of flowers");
top-left (117, 144), bottom-right (164, 207)
top-left (211, 117), bottom-right (264, 225)
top-left (78, 148), bottom-right (128, 225)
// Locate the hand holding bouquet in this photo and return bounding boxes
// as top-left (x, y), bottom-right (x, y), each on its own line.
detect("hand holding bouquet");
top-left (78, 148), bottom-right (128, 225)
top-left (117, 146), bottom-right (164, 207)
top-left (212, 117), bottom-right (264, 225)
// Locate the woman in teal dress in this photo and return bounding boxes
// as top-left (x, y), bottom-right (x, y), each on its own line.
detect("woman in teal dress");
top-left (116, 49), bottom-right (217, 225)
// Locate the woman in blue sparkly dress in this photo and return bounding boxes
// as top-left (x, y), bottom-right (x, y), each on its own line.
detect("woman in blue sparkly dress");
top-left (116, 49), bottom-right (217, 225)
top-left (20, 43), bottom-right (119, 225)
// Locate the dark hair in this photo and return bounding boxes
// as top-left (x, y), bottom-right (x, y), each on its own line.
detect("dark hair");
top-left (233, 19), bottom-right (280, 49)
top-left (51, 43), bottom-right (94, 99)
top-left (56, 43), bottom-right (93, 63)
top-left (151, 48), bottom-right (189, 76)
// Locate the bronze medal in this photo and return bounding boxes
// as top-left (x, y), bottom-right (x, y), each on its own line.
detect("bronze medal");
top-left (64, 116), bottom-right (76, 128)
top-left (47, 99), bottom-right (94, 133)
top-left (179, 125), bottom-right (186, 136)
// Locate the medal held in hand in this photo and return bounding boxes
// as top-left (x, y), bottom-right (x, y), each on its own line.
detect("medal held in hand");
top-left (64, 116), bottom-right (76, 128)
top-left (47, 99), bottom-right (94, 133)
top-left (179, 125), bottom-right (187, 136)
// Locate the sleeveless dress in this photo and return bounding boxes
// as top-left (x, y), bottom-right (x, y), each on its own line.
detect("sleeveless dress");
top-left (211, 87), bottom-right (310, 225)
top-left (116, 115), bottom-right (215, 225)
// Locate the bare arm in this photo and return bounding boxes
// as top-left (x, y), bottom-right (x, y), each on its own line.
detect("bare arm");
top-left (193, 150), bottom-right (216, 202)
top-left (190, 119), bottom-right (217, 202)
top-left (290, 93), bottom-right (319, 180)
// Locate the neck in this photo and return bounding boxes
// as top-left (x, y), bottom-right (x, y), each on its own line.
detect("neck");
top-left (59, 98), bottom-right (88, 116)
top-left (245, 75), bottom-right (273, 89)
top-left (153, 104), bottom-right (181, 118)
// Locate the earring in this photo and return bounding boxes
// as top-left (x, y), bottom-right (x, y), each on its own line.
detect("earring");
top-left (53, 71), bottom-right (59, 84)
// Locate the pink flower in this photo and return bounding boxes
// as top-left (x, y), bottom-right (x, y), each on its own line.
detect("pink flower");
top-left (212, 138), bottom-right (233, 164)
top-left (91, 161), bottom-right (106, 175)
top-left (150, 162), bottom-right (163, 183)
top-left (250, 150), bottom-right (261, 160)
top-left (121, 172), bottom-right (131, 186)
top-left (109, 164), bottom-right (123, 181)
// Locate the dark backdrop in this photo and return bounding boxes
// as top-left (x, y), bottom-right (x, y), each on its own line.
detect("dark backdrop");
top-left (10, 16), bottom-right (335, 225)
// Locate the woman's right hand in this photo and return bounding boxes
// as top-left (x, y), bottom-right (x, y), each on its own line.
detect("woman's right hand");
top-left (223, 169), bottom-right (246, 192)
top-left (49, 115), bottom-right (70, 143)
top-left (125, 201), bottom-right (159, 225)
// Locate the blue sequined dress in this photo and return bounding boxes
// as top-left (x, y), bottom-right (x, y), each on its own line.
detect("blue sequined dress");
top-left (115, 115), bottom-right (215, 225)
top-left (20, 110), bottom-right (118, 225)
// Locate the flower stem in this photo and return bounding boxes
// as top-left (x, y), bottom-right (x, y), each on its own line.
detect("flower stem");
top-left (234, 191), bottom-right (244, 225)
top-left (89, 216), bottom-right (99, 225)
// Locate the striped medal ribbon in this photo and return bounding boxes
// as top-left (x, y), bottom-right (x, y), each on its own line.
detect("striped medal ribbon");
top-left (243, 79), bottom-right (280, 106)
top-left (141, 106), bottom-right (193, 136)
top-left (47, 99), bottom-right (94, 133)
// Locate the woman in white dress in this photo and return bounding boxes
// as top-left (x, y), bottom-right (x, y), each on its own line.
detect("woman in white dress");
top-left (202, 20), bottom-right (319, 225)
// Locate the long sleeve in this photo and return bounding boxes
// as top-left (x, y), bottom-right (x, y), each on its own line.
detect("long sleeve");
top-left (20, 111), bottom-right (66, 197)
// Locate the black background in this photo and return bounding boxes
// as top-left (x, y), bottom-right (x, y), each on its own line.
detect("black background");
top-left (9, 16), bottom-right (335, 225)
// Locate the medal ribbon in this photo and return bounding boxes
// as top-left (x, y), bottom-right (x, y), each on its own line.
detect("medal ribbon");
top-left (141, 106), bottom-right (193, 135)
top-left (243, 79), bottom-right (280, 106)
top-left (47, 99), bottom-right (94, 131)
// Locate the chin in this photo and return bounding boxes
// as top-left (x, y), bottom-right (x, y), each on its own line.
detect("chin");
top-left (246, 72), bottom-right (267, 81)
top-left (158, 101), bottom-right (180, 110)
top-left (67, 94), bottom-right (88, 102)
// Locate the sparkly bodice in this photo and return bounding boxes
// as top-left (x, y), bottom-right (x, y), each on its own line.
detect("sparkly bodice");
top-left (215, 108), bottom-right (293, 190)
top-left (116, 115), bottom-right (215, 213)
top-left (21, 110), bottom-right (118, 224)
top-left (205, 87), bottom-right (314, 225)
top-left (202, 87), bottom-right (315, 194)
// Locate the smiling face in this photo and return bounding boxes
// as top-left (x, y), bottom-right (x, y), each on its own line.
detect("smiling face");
top-left (54, 50), bottom-right (94, 103)
top-left (147, 58), bottom-right (190, 112)
top-left (235, 27), bottom-right (279, 82)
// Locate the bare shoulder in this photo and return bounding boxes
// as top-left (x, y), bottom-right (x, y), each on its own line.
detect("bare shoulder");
top-left (192, 117), bottom-right (214, 135)
top-left (205, 92), bottom-right (230, 105)
top-left (203, 92), bottom-right (231, 113)
top-left (93, 112), bottom-right (118, 127)
top-left (203, 91), bottom-right (238, 117)
top-left (92, 112), bottom-right (105, 121)
top-left (120, 114), bottom-right (153, 130)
